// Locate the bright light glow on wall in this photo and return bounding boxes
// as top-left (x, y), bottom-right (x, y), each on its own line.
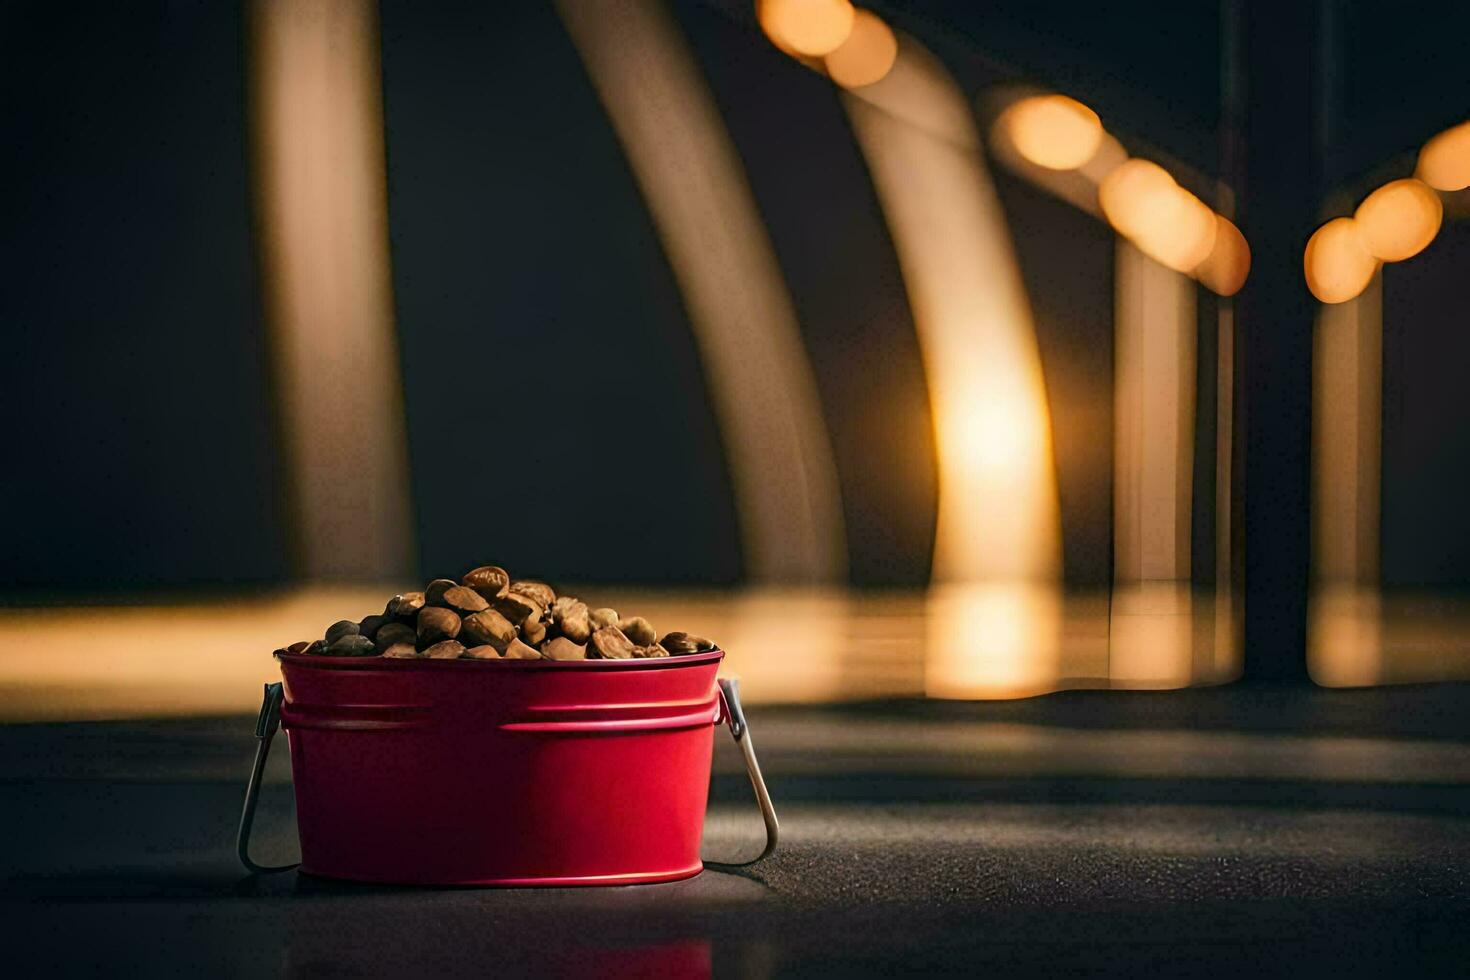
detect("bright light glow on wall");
top-left (1098, 158), bottom-right (1215, 274)
top-left (1353, 178), bottom-right (1443, 262)
top-left (1193, 214), bottom-right (1251, 297)
top-left (1002, 94), bottom-right (1103, 171)
top-left (823, 8), bottom-right (897, 88)
top-left (841, 42), bottom-right (1061, 584)
top-left (757, 0), bottom-right (855, 57)
top-left (1416, 120), bottom-right (1470, 192)
top-left (1304, 217), bottom-right (1378, 305)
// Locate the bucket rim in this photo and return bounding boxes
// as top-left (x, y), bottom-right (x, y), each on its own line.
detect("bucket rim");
top-left (274, 648), bottom-right (724, 671)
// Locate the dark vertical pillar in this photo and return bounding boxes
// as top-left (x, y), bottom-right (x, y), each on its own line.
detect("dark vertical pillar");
top-left (1235, 0), bottom-right (1319, 682)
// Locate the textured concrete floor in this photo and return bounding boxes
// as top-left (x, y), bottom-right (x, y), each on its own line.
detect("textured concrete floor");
top-left (4, 686), bottom-right (1469, 977)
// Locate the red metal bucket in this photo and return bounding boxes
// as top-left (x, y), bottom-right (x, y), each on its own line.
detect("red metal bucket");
top-left (237, 650), bottom-right (777, 886)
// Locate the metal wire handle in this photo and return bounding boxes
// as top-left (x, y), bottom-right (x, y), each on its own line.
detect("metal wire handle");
top-left (237, 674), bottom-right (778, 875)
top-left (237, 682), bottom-right (299, 874)
top-left (706, 676), bottom-right (780, 868)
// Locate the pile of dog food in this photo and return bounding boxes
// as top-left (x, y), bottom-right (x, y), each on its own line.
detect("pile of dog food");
top-left (283, 565), bottom-right (717, 661)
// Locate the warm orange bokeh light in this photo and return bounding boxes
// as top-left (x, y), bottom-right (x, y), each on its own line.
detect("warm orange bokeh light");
top-left (1353, 178), bottom-right (1443, 262)
top-left (1099, 159), bottom-right (1215, 273)
top-left (1004, 94), bottom-right (1103, 171)
top-left (1304, 217), bottom-right (1378, 304)
top-left (823, 8), bottom-right (896, 88)
top-left (1416, 120), bottom-right (1470, 192)
top-left (1099, 159), bottom-right (1175, 238)
top-left (758, 0), bottom-right (855, 57)
top-left (1193, 215), bottom-right (1251, 296)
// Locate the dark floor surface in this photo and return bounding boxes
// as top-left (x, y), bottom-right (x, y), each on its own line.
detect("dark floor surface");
top-left (3, 685), bottom-right (1469, 977)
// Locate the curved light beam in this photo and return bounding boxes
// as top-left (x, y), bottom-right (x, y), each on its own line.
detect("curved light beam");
top-left (840, 38), bottom-right (1062, 584)
top-left (557, 0), bottom-right (847, 584)
top-left (249, 0), bottom-right (415, 579)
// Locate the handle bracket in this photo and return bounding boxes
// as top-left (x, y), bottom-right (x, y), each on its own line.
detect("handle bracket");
top-left (705, 676), bottom-right (779, 868)
top-left (237, 682), bottom-right (300, 875)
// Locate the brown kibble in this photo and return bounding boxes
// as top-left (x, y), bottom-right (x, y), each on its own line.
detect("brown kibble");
top-left (424, 578), bottom-right (459, 607)
top-left (422, 639), bottom-right (467, 659)
top-left (417, 606), bottom-right (461, 646)
top-left (521, 616), bottom-right (547, 646)
top-left (462, 565), bottom-right (510, 602)
top-left (659, 631), bottom-right (716, 654)
top-left (589, 607), bottom-right (619, 631)
top-left (358, 614), bottom-right (387, 639)
top-left (461, 609), bottom-right (517, 650)
top-left (382, 643), bottom-right (420, 659)
top-left (635, 642), bottom-right (670, 659)
top-left (510, 580), bottom-right (555, 609)
top-left (659, 631), bottom-right (699, 655)
top-left (462, 644), bottom-right (503, 660)
top-left (372, 621), bottom-right (416, 653)
top-left (440, 585), bottom-right (489, 616)
top-left (493, 591), bottom-right (543, 626)
top-left (618, 616), bottom-right (656, 646)
top-left (503, 638), bottom-right (541, 660)
top-left (304, 639), bottom-right (328, 656)
top-left (284, 640), bottom-right (311, 655)
top-left (588, 626), bottom-right (636, 660)
top-left (387, 592), bottom-right (426, 618)
top-left (541, 637), bottom-right (587, 661)
top-left (325, 620), bottom-right (360, 645)
top-left (551, 596), bottom-right (592, 644)
top-left (326, 634), bottom-right (377, 657)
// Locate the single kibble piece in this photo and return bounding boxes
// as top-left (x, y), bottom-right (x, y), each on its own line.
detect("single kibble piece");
top-left (373, 621), bottom-right (416, 653)
top-left (358, 614), bottom-right (387, 639)
top-left (542, 637), bottom-right (587, 661)
top-left (422, 639), bottom-right (467, 659)
top-left (327, 634), bottom-right (377, 657)
top-left (382, 643), bottom-right (420, 659)
top-left (462, 565), bottom-right (510, 602)
top-left (659, 631), bottom-right (699, 655)
top-left (440, 585), bottom-right (489, 616)
top-left (618, 616), bottom-right (656, 646)
top-left (325, 619), bottom-right (360, 645)
top-left (659, 631), bottom-right (715, 654)
top-left (589, 607), bottom-right (620, 631)
top-left (635, 642), bottom-right (671, 659)
top-left (493, 591), bottom-right (542, 626)
top-left (285, 640), bottom-right (311, 655)
top-left (387, 592), bottom-right (426, 618)
top-left (424, 578), bottom-right (459, 607)
top-left (460, 609), bottom-right (517, 651)
top-left (502, 638), bottom-right (541, 660)
top-left (589, 626), bottom-right (636, 660)
top-left (417, 606), bottom-right (461, 646)
top-left (304, 639), bottom-right (329, 656)
top-left (551, 596), bottom-right (592, 644)
top-left (510, 580), bottom-right (555, 609)
top-left (521, 615), bottom-right (547, 646)
top-left (462, 644), bottom-right (503, 660)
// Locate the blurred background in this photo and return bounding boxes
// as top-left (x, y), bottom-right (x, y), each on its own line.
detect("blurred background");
top-left (4, 0), bottom-right (1470, 717)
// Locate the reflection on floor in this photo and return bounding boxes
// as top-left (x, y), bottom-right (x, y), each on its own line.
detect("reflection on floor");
top-left (14, 580), bottom-right (1470, 716)
top-left (1309, 586), bottom-right (1470, 686)
top-left (3, 687), bottom-right (1469, 975)
top-left (0, 584), bottom-right (1249, 720)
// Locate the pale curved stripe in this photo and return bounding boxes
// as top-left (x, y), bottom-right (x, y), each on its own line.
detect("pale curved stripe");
top-left (249, 0), bottom-right (414, 578)
top-left (557, 0), bottom-right (846, 584)
top-left (840, 37), bottom-right (1061, 583)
